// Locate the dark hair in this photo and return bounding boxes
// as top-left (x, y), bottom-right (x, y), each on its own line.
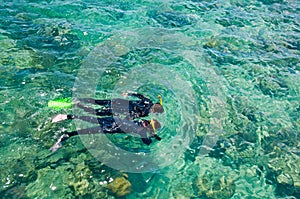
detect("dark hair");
top-left (150, 103), bottom-right (164, 113)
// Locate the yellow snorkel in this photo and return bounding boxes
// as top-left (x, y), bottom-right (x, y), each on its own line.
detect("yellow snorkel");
top-left (158, 95), bottom-right (162, 105)
top-left (150, 119), bottom-right (156, 131)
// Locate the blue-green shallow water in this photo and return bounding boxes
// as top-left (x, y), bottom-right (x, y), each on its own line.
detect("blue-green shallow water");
top-left (1, 0), bottom-right (299, 198)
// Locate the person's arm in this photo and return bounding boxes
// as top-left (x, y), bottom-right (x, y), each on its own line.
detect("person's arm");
top-left (151, 134), bottom-right (162, 141)
top-left (148, 127), bottom-right (162, 141)
top-left (77, 98), bottom-right (111, 105)
top-left (119, 119), bottom-right (153, 145)
top-left (139, 130), bottom-right (152, 145)
top-left (134, 126), bottom-right (153, 145)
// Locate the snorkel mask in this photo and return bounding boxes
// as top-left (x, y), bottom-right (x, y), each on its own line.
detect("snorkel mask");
top-left (150, 119), bottom-right (156, 131)
top-left (149, 119), bottom-right (162, 141)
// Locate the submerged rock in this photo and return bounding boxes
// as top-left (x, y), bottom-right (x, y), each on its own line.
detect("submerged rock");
top-left (70, 162), bottom-right (93, 196)
top-left (106, 175), bottom-right (132, 197)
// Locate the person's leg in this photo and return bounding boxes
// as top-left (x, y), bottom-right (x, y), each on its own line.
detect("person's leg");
top-left (69, 126), bottom-right (105, 136)
top-left (50, 133), bottom-right (70, 152)
top-left (75, 103), bottom-right (97, 114)
top-left (51, 111), bottom-right (115, 125)
top-left (50, 126), bottom-right (106, 152)
top-left (67, 115), bottom-right (101, 124)
top-left (94, 99), bottom-right (111, 106)
top-left (76, 98), bottom-right (132, 117)
top-left (78, 98), bottom-right (131, 115)
top-left (95, 108), bottom-right (113, 116)
top-left (78, 98), bottom-right (111, 106)
top-left (52, 112), bottom-right (105, 123)
top-left (75, 103), bottom-right (113, 116)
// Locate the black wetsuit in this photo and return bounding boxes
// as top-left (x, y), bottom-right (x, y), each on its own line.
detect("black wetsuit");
top-left (77, 93), bottom-right (154, 119)
top-left (63, 115), bottom-right (161, 145)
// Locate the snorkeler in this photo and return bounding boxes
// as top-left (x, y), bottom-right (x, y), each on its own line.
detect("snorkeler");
top-left (50, 114), bottom-right (162, 152)
top-left (74, 93), bottom-right (164, 120)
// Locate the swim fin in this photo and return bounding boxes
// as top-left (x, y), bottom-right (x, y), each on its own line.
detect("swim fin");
top-left (48, 98), bottom-right (72, 109)
top-left (52, 114), bottom-right (68, 123)
top-left (50, 134), bottom-right (69, 152)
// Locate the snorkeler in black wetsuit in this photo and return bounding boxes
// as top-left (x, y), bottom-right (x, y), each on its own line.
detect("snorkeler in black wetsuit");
top-left (75, 93), bottom-right (164, 120)
top-left (50, 115), bottom-right (162, 152)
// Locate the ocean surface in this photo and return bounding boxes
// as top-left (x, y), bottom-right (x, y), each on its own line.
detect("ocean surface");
top-left (0, 0), bottom-right (299, 198)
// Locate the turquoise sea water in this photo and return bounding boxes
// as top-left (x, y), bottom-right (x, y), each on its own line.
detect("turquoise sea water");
top-left (0, 0), bottom-right (299, 198)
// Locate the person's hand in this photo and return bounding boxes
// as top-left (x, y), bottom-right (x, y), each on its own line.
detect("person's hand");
top-left (141, 137), bottom-right (152, 145)
top-left (122, 93), bottom-right (128, 97)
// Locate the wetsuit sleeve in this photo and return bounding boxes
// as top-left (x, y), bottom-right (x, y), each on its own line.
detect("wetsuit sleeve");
top-left (152, 134), bottom-right (162, 141)
top-left (68, 126), bottom-right (105, 136)
top-left (118, 119), bottom-right (152, 145)
top-left (78, 98), bottom-right (111, 105)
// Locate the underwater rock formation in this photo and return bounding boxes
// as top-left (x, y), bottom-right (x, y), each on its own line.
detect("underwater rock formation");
top-left (106, 175), bottom-right (132, 197)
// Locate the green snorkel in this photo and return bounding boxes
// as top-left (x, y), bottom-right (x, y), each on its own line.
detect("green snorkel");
top-left (48, 97), bottom-right (72, 109)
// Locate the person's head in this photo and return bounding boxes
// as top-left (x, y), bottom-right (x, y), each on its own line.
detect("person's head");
top-left (143, 119), bottom-right (161, 132)
top-left (149, 119), bottom-right (161, 131)
top-left (150, 103), bottom-right (164, 114)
